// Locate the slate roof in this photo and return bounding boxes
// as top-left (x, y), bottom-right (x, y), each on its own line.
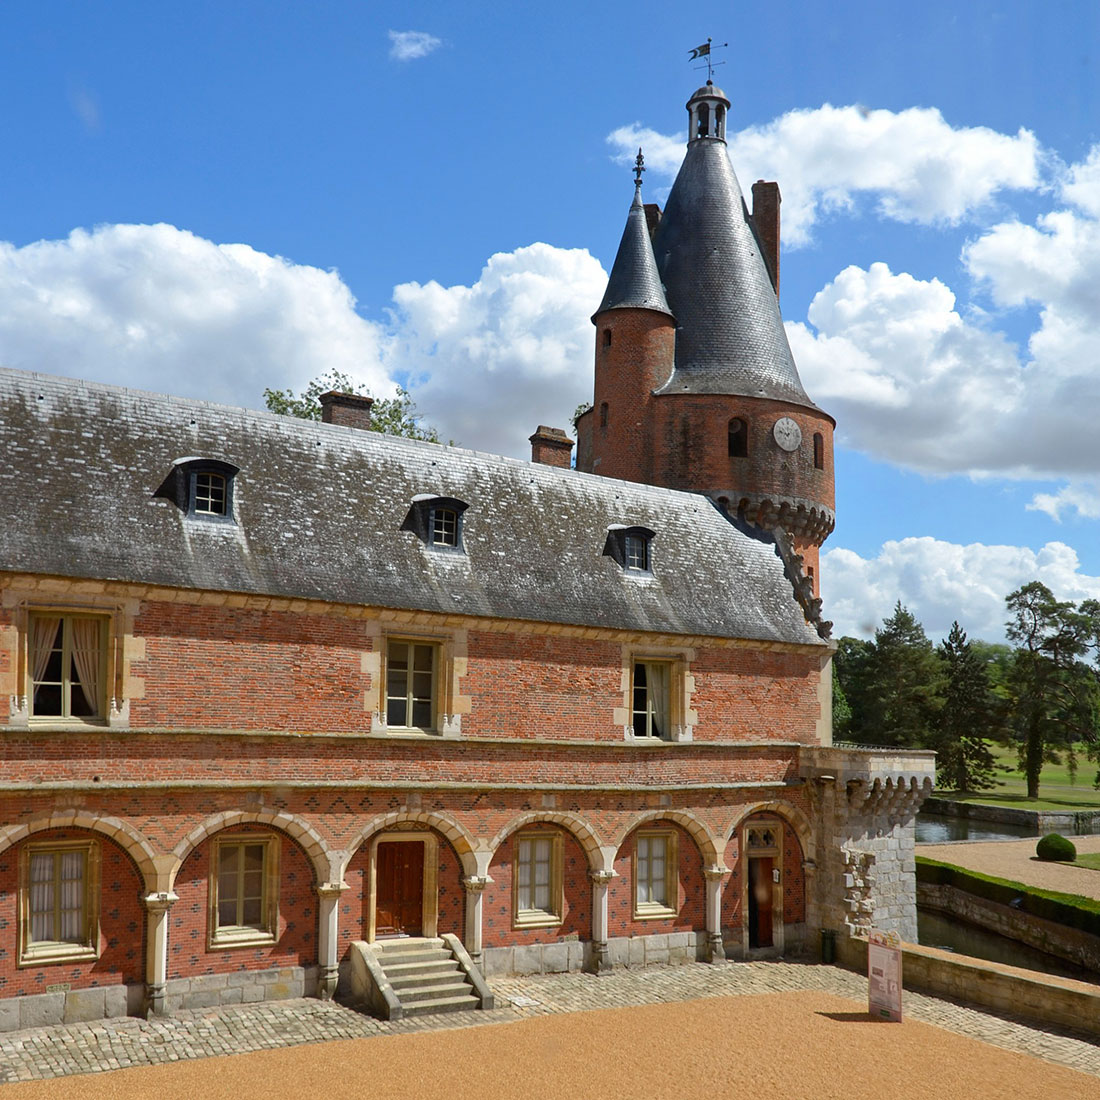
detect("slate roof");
top-left (0, 368), bottom-right (825, 647)
top-left (649, 127), bottom-right (821, 412)
top-left (593, 185), bottom-right (673, 319)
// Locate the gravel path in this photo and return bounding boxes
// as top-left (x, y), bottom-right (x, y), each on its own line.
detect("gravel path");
top-left (918, 834), bottom-right (1100, 899)
top-left (3, 991), bottom-right (1099, 1100)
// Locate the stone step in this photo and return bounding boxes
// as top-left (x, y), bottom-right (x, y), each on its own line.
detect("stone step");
top-left (388, 966), bottom-right (464, 991)
top-left (383, 956), bottom-right (462, 975)
top-left (400, 993), bottom-right (481, 1018)
top-left (397, 980), bottom-right (475, 1004)
top-left (375, 948), bottom-right (455, 967)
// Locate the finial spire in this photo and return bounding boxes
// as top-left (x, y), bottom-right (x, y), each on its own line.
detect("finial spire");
top-left (688, 37), bottom-right (728, 81)
top-left (633, 148), bottom-right (645, 189)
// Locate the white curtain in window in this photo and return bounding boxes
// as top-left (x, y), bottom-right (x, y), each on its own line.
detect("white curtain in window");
top-left (59, 850), bottom-right (85, 941)
top-left (649, 663), bottom-right (670, 737)
top-left (70, 619), bottom-right (102, 714)
top-left (31, 616), bottom-right (60, 685)
top-left (29, 852), bottom-right (54, 942)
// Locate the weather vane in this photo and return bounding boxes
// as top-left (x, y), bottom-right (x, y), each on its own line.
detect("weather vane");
top-left (689, 38), bottom-right (728, 81)
top-left (633, 148), bottom-right (645, 188)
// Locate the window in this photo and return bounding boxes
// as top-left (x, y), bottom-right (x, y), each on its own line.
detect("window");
top-left (728, 417), bottom-right (748, 458)
top-left (633, 830), bottom-right (678, 918)
top-left (604, 525), bottom-right (655, 573)
top-left (20, 840), bottom-right (100, 964)
top-left (602, 328), bottom-right (612, 348)
top-left (624, 534), bottom-right (648, 571)
top-left (193, 471), bottom-right (227, 516)
top-left (29, 614), bottom-right (106, 721)
top-left (632, 660), bottom-right (670, 739)
top-left (599, 402), bottom-right (609, 428)
top-left (430, 507), bottom-right (458, 547)
top-left (401, 495), bottom-right (468, 551)
top-left (386, 640), bottom-right (437, 730)
top-left (813, 432), bottom-right (825, 470)
top-left (210, 833), bottom-right (279, 947)
top-left (513, 832), bottom-right (563, 927)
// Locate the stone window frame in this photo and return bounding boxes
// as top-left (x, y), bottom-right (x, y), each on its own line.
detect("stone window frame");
top-left (208, 831), bottom-right (281, 950)
top-left (19, 837), bottom-right (101, 967)
top-left (616, 644), bottom-right (695, 743)
top-left (26, 611), bottom-right (109, 724)
top-left (373, 629), bottom-right (466, 738)
top-left (512, 830), bottom-right (564, 929)
top-left (632, 828), bottom-right (679, 920)
top-left (5, 592), bottom-right (138, 731)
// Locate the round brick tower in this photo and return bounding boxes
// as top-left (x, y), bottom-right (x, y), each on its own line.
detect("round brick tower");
top-left (577, 81), bottom-right (835, 594)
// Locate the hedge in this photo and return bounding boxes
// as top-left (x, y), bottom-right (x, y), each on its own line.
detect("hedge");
top-left (916, 857), bottom-right (1100, 938)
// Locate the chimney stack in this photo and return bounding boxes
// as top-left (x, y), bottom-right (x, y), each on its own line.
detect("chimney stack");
top-left (529, 426), bottom-right (574, 468)
top-left (320, 391), bottom-right (374, 431)
top-left (751, 180), bottom-right (781, 298)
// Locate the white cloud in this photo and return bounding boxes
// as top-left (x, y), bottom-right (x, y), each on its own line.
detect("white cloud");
top-left (823, 537), bottom-right (1100, 642)
top-left (387, 243), bottom-right (607, 455)
top-left (387, 30), bottom-right (442, 62)
top-left (0, 223), bottom-right (393, 407)
top-left (1027, 481), bottom-right (1100, 522)
top-left (608, 105), bottom-right (1041, 246)
top-left (0, 224), bottom-right (605, 458)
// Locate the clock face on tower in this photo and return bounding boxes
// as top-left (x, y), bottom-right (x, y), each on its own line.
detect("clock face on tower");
top-left (772, 417), bottom-right (802, 452)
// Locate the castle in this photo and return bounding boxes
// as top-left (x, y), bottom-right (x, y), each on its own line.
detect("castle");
top-left (0, 79), bottom-right (933, 1029)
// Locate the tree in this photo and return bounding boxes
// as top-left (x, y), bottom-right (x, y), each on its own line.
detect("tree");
top-left (831, 662), bottom-right (852, 738)
top-left (833, 636), bottom-right (873, 741)
top-left (1004, 582), bottom-right (1099, 798)
top-left (861, 602), bottom-right (944, 748)
top-left (263, 369), bottom-right (443, 443)
top-left (932, 622), bottom-right (999, 792)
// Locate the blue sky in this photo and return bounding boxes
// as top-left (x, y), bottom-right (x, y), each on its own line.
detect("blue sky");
top-left (2, 1), bottom-right (1099, 642)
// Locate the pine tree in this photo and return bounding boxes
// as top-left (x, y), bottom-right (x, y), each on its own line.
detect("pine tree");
top-left (862, 602), bottom-right (944, 748)
top-left (933, 622), bottom-right (998, 792)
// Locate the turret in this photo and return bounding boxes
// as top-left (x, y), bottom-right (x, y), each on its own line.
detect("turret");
top-left (578, 84), bottom-right (836, 595)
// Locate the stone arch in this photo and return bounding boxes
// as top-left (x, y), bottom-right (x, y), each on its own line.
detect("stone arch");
top-left (342, 811), bottom-right (478, 879)
top-left (726, 800), bottom-right (814, 859)
top-left (486, 811), bottom-right (604, 872)
top-left (0, 811), bottom-right (159, 893)
top-left (169, 810), bottom-right (331, 891)
top-left (612, 809), bottom-right (721, 869)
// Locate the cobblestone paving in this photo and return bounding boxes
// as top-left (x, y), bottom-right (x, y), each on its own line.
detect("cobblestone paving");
top-left (0, 962), bottom-right (1097, 1085)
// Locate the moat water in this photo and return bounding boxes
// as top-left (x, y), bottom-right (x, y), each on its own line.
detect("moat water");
top-left (916, 908), bottom-right (1096, 984)
top-left (914, 813), bottom-right (1036, 844)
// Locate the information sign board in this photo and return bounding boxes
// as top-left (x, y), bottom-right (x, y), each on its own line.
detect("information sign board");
top-left (867, 928), bottom-right (902, 1022)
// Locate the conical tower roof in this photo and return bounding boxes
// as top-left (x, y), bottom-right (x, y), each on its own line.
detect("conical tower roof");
top-left (651, 117), bottom-right (818, 410)
top-left (593, 182), bottom-right (672, 320)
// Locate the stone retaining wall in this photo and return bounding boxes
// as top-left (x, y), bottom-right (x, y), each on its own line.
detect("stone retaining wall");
top-left (918, 882), bottom-right (1100, 973)
top-left (838, 935), bottom-right (1100, 1040)
top-left (923, 797), bottom-right (1100, 835)
top-left (482, 932), bottom-right (707, 976)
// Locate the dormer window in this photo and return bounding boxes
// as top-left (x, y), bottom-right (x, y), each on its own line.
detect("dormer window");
top-left (604, 525), bottom-right (655, 573)
top-left (154, 457), bottom-right (239, 522)
top-left (402, 495), bottom-right (469, 552)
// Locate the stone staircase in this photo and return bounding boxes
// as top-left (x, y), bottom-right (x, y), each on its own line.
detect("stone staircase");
top-left (349, 934), bottom-right (494, 1020)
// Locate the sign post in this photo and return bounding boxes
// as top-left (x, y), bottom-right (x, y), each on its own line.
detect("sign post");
top-left (867, 928), bottom-right (902, 1021)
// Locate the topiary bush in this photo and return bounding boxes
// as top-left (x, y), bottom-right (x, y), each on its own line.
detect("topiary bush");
top-left (1036, 833), bottom-right (1077, 862)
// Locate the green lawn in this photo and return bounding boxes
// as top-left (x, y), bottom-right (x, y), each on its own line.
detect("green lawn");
top-left (937, 743), bottom-right (1100, 811)
top-left (1075, 853), bottom-right (1100, 872)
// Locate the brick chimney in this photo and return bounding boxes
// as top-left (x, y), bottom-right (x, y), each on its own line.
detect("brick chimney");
top-left (319, 391), bottom-right (374, 431)
top-left (751, 180), bottom-right (781, 298)
top-left (529, 426), bottom-right (574, 468)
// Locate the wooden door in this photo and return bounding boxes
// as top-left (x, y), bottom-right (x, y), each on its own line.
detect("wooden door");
top-left (748, 857), bottom-right (774, 948)
top-left (375, 841), bottom-right (424, 936)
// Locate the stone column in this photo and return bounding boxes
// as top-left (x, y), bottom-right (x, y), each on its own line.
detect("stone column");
top-left (589, 869), bottom-right (615, 973)
top-left (704, 867), bottom-right (727, 962)
top-left (463, 875), bottom-right (491, 964)
top-left (143, 891), bottom-right (179, 1017)
top-left (315, 882), bottom-right (348, 1000)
